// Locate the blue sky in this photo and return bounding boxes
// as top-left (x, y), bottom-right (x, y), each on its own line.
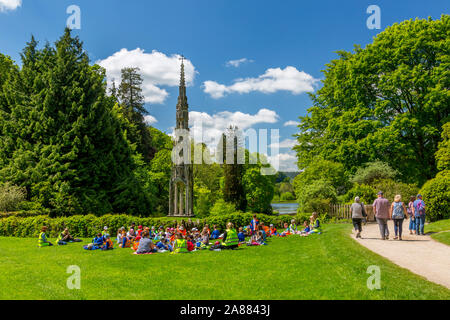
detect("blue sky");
top-left (0, 0), bottom-right (448, 171)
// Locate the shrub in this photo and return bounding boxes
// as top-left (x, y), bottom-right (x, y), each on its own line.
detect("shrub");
top-left (210, 199), bottom-right (236, 216)
top-left (280, 192), bottom-right (296, 201)
top-left (0, 183), bottom-right (27, 212)
top-left (371, 179), bottom-right (419, 203)
top-left (351, 161), bottom-right (398, 185)
top-left (342, 184), bottom-right (377, 204)
top-left (297, 179), bottom-right (337, 214)
top-left (0, 212), bottom-right (299, 238)
top-left (419, 170), bottom-right (450, 222)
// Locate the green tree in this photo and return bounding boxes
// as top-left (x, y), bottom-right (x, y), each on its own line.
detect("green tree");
top-left (243, 167), bottom-right (275, 214)
top-left (293, 159), bottom-right (350, 195)
top-left (221, 127), bottom-right (246, 211)
top-left (351, 161), bottom-right (399, 185)
top-left (0, 29), bottom-right (148, 215)
top-left (118, 67), bottom-right (155, 162)
top-left (294, 16), bottom-right (450, 185)
top-left (436, 122), bottom-right (450, 171)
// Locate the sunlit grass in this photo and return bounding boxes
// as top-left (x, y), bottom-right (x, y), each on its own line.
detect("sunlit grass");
top-left (1, 223), bottom-right (449, 300)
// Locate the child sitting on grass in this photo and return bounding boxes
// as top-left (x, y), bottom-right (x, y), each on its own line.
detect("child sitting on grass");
top-left (172, 233), bottom-right (189, 254)
top-left (301, 221), bottom-right (310, 236)
top-left (187, 234), bottom-right (195, 252)
top-left (280, 223), bottom-right (291, 236)
top-left (269, 224), bottom-right (278, 236)
top-left (289, 219), bottom-right (299, 234)
top-left (135, 230), bottom-right (156, 254)
top-left (309, 212), bottom-right (322, 234)
top-left (156, 238), bottom-right (172, 252)
top-left (102, 226), bottom-right (109, 237)
top-left (210, 225), bottom-right (221, 239)
top-left (84, 233), bottom-right (104, 250)
top-left (38, 226), bottom-right (53, 247)
top-left (238, 227), bottom-right (246, 242)
top-left (102, 235), bottom-right (114, 250)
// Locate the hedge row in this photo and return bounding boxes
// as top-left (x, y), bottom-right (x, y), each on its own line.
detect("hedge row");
top-left (0, 212), bottom-right (308, 238)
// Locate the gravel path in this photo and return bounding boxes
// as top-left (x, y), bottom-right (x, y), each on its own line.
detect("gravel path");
top-left (352, 220), bottom-right (450, 289)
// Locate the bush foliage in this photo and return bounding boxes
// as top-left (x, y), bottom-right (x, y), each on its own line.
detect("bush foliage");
top-left (0, 183), bottom-right (27, 212)
top-left (420, 170), bottom-right (450, 222)
top-left (0, 212), bottom-right (309, 238)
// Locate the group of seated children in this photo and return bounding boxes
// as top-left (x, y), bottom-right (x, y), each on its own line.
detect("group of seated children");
top-left (84, 228), bottom-right (114, 250)
top-left (279, 212), bottom-right (322, 237)
top-left (119, 221), bottom-right (252, 254)
top-left (38, 226), bottom-right (82, 247)
top-left (38, 213), bottom-right (322, 252)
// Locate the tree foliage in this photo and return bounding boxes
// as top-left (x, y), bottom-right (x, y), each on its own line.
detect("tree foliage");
top-left (419, 170), bottom-right (450, 221)
top-left (350, 161), bottom-right (399, 185)
top-left (0, 29), bottom-right (152, 216)
top-left (117, 67), bottom-right (155, 162)
top-left (0, 182), bottom-right (27, 212)
top-left (294, 16), bottom-right (450, 185)
top-left (436, 122), bottom-right (450, 171)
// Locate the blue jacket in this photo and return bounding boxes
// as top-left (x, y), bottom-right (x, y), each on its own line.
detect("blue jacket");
top-left (211, 230), bottom-right (220, 239)
top-left (93, 236), bottom-right (104, 246)
top-left (238, 232), bottom-right (245, 242)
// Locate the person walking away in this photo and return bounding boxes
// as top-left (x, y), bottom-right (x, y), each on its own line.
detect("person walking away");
top-left (407, 196), bottom-right (416, 235)
top-left (390, 195), bottom-right (408, 240)
top-left (413, 194), bottom-right (426, 235)
top-left (373, 191), bottom-right (390, 240)
top-left (351, 197), bottom-right (364, 238)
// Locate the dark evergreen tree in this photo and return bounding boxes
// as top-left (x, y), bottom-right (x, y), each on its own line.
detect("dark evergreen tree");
top-left (117, 67), bottom-right (155, 162)
top-left (0, 29), bottom-right (152, 215)
top-left (221, 126), bottom-right (247, 211)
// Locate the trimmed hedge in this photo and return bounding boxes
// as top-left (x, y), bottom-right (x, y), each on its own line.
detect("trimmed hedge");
top-left (0, 212), bottom-right (306, 238)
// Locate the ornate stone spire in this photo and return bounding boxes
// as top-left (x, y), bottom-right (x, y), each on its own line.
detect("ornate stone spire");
top-left (176, 55), bottom-right (189, 129)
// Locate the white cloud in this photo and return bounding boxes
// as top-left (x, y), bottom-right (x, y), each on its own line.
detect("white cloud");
top-left (284, 120), bottom-right (300, 127)
top-left (203, 66), bottom-right (317, 99)
top-left (226, 58), bottom-right (253, 68)
top-left (96, 48), bottom-right (196, 104)
top-left (0, 0), bottom-right (21, 12)
top-left (270, 138), bottom-right (297, 149)
top-left (267, 151), bottom-right (299, 172)
top-left (144, 115), bottom-right (158, 125)
top-left (188, 108), bottom-right (279, 148)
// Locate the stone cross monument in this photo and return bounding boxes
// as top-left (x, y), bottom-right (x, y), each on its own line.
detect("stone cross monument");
top-left (168, 56), bottom-right (194, 217)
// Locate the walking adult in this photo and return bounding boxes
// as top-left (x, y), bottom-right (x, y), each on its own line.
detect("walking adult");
top-left (351, 197), bottom-right (366, 238)
top-left (390, 195), bottom-right (408, 240)
top-left (413, 194), bottom-right (426, 235)
top-left (373, 191), bottom-right (390, 240)
top-left (407, 196), bottom-right (416, 235)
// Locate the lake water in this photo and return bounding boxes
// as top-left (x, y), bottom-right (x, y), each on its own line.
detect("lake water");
top-left (271, 202), bottom-right (299, 215)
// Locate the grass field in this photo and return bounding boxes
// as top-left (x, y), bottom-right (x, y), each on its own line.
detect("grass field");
top-left (426, 219), bottom-right (450, 245)
top-left (1, 223), bottom-right (449, 300)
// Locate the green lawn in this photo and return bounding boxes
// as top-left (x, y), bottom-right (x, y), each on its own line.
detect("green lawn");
top-left (1, 223), bottom-right (449, 300)
top-left (426, 219), bottom-right (450, 245)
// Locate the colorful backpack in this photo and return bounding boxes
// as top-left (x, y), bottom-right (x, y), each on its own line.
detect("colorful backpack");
top-left (416, 200), bottom-right (425, 215)
top-left (392, 202), bottom-right (404, 219)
